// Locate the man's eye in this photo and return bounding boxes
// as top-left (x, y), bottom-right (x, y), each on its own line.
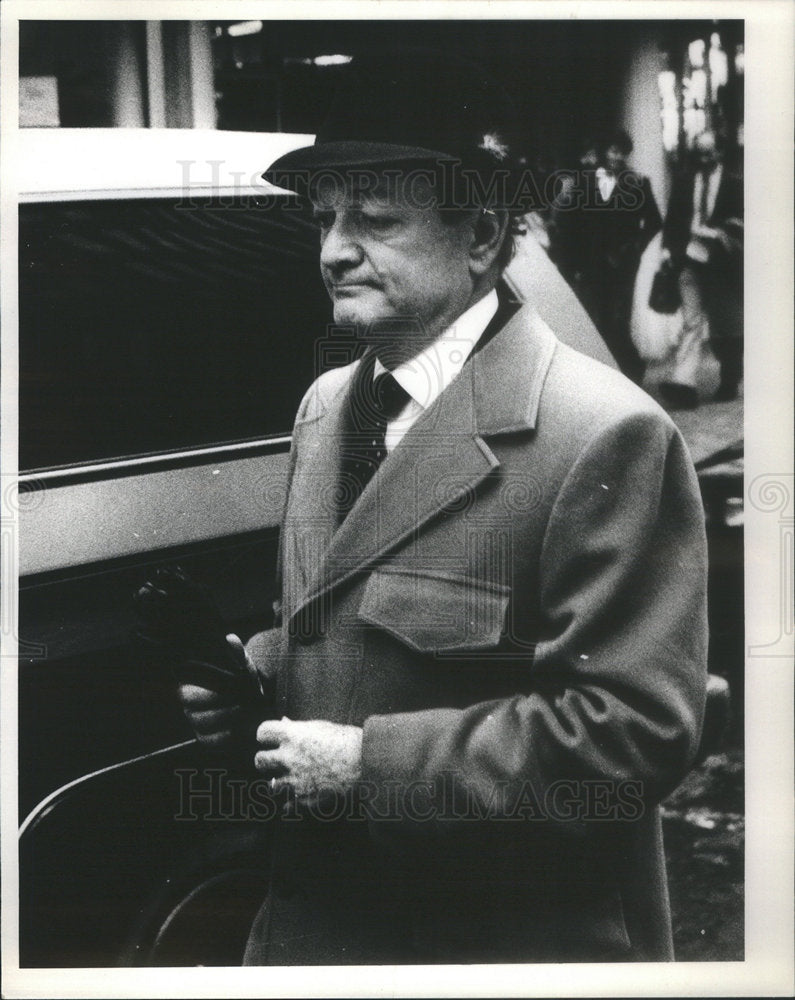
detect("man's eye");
top-left (361, 212), bottom-right (398, 232)
top-left (312, 211), bottom-right (334, 231)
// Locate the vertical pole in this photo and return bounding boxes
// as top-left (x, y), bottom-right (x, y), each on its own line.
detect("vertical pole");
top-left (146, 21), bottom-right (167, 128)
top-left (187, 22), bottom-right (217, 129)
top-left (108, 22), bottom-right (146, 128)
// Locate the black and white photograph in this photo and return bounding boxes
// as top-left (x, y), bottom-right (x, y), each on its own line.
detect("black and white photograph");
top-left (1, 2), bottom-right (792, 997)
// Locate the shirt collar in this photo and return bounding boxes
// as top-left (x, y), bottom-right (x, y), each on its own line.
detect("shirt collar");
top-left (374, 289), bottom-right (499, 411)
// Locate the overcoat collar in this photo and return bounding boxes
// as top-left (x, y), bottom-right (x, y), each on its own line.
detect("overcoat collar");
top-left (286, 303), bottom-right (557, 628)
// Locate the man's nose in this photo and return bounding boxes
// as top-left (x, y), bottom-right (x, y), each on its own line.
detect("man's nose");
top-left (320, 218), bottom-right (363, 273)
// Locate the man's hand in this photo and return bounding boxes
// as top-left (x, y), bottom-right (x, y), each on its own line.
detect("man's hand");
top-left (254, 718), bottom-right (363, 803)
top-left (713, 227), bottom-right (742, 254)
top-left (691, 223), bottom-right (737, 251)
top-left (177, 633), bottom-right (254, 749)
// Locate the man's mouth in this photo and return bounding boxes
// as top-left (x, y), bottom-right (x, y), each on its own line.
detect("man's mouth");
top-left (332, 282), bottom-right (376, 293)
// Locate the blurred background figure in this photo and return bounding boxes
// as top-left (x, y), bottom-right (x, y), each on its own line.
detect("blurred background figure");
top-left (551, 129), bottom-right (661, 384)
top-left (659, 129), bottom-right (744, 407)
top-left (548, 134), bottom-right (600, 288)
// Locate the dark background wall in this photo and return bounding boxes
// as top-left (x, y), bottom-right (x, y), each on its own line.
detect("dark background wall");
top-left (20, 19), bottom-right (741, 159)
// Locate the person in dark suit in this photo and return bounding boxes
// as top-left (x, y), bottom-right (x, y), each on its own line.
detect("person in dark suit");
top-left (556, 129), bottom-right (662, 384)
top-left (661, 129), bottom-right (744, 405)
top-left (177, 51), bottom-right (707, 964)
top-left (548, 134), bottom-right (600, 286)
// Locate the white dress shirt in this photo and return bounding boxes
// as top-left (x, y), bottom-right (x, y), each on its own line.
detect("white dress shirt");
top-left (595, 167), bottom-right (617, 202)
top-left (692, 163), bottom-right (723, 227)
top-left (373, 289), bottom-right (499, 453)
top-left (687, 163), bottom-right (724, 264)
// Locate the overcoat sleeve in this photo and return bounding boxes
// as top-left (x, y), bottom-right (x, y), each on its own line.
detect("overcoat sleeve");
top-left (244, 381), bottom-right (316, 686)
top-left (361, 411), bottom-right (708, 822)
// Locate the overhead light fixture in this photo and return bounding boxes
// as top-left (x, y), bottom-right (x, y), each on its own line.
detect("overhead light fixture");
top-left (313, 54), bottom-right (353, 67)
top-left (227, 21), bottom-right (263, 38)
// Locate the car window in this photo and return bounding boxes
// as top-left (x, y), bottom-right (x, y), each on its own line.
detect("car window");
top-left (19, 195), bottom-right (330, 471)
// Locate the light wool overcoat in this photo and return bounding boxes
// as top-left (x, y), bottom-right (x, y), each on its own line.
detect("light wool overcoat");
top-left (243, 302), bottom-right (708, 964)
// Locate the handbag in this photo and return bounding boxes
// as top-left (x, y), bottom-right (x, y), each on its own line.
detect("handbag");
top-left (648, 259), bottom-right (681, 314)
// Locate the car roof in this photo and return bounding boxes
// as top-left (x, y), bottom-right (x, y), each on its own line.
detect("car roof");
top-left (17, 128), bottom-right (314, 202)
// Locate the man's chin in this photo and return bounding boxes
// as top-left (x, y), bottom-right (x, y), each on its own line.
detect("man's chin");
top-left (332, 304), bottom-right (367, 327)
top-left (332, 298), bottom-right (387, 330)
top-left (332, 300), bottom-right (424, 332)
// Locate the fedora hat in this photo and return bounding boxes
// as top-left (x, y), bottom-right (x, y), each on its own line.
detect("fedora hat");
top-left (262, 47), bottom-right (522, 203)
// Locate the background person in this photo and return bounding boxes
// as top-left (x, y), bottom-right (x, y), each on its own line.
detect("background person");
top-left (548, 134), bottom-right (600, 288)
top-left (556, 129), bottom-right (662, 384)
top-left (660, 129), bottom-right (744, 407)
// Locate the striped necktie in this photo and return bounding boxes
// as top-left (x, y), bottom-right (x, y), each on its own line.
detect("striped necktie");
top-left (338, 367), bottom-right (410, 521)
top-left (699, 169), bottom-right (711, 223)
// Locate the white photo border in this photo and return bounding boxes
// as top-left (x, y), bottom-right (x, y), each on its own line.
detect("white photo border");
top-left (2, 1), bottom-right (793, 997)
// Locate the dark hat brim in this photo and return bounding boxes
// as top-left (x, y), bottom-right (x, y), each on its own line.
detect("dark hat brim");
top-left (262, 140), bottom-right (459, 189)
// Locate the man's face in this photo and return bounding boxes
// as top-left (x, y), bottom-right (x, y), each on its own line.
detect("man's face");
top-left (604, 144), bottom-right (626, 173)
top-left (694, 132), bottom-right (720, 170)
top-left (311, 174), bottom-right (475, 351)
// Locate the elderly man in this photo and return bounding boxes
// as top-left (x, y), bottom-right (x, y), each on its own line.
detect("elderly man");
top-left (553, 129), bottom-right (661, 385)
top-left (179, 51), bottom-right (707, 964)
top-left (661, 129), bottom-right (744, 407)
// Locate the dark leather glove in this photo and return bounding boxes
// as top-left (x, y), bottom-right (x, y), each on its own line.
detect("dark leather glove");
top-left (133, 566), bottom-right (264, 700)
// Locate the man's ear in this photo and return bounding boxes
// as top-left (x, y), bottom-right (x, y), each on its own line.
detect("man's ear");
top-left (469, 209), bottom-right (510, 275)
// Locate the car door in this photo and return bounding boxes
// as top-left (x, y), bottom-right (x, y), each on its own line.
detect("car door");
top-left (17, 130), bottom-right (332, 820)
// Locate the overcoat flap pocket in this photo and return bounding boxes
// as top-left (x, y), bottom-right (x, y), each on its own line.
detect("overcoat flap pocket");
top-left (358, 569), bottom-right (509, 653)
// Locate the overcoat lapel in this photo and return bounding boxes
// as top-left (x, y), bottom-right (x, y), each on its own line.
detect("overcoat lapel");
top-left (286, 305), bottom-right (558, 632)
top-left (280, 367), bottom-right (350, 606)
